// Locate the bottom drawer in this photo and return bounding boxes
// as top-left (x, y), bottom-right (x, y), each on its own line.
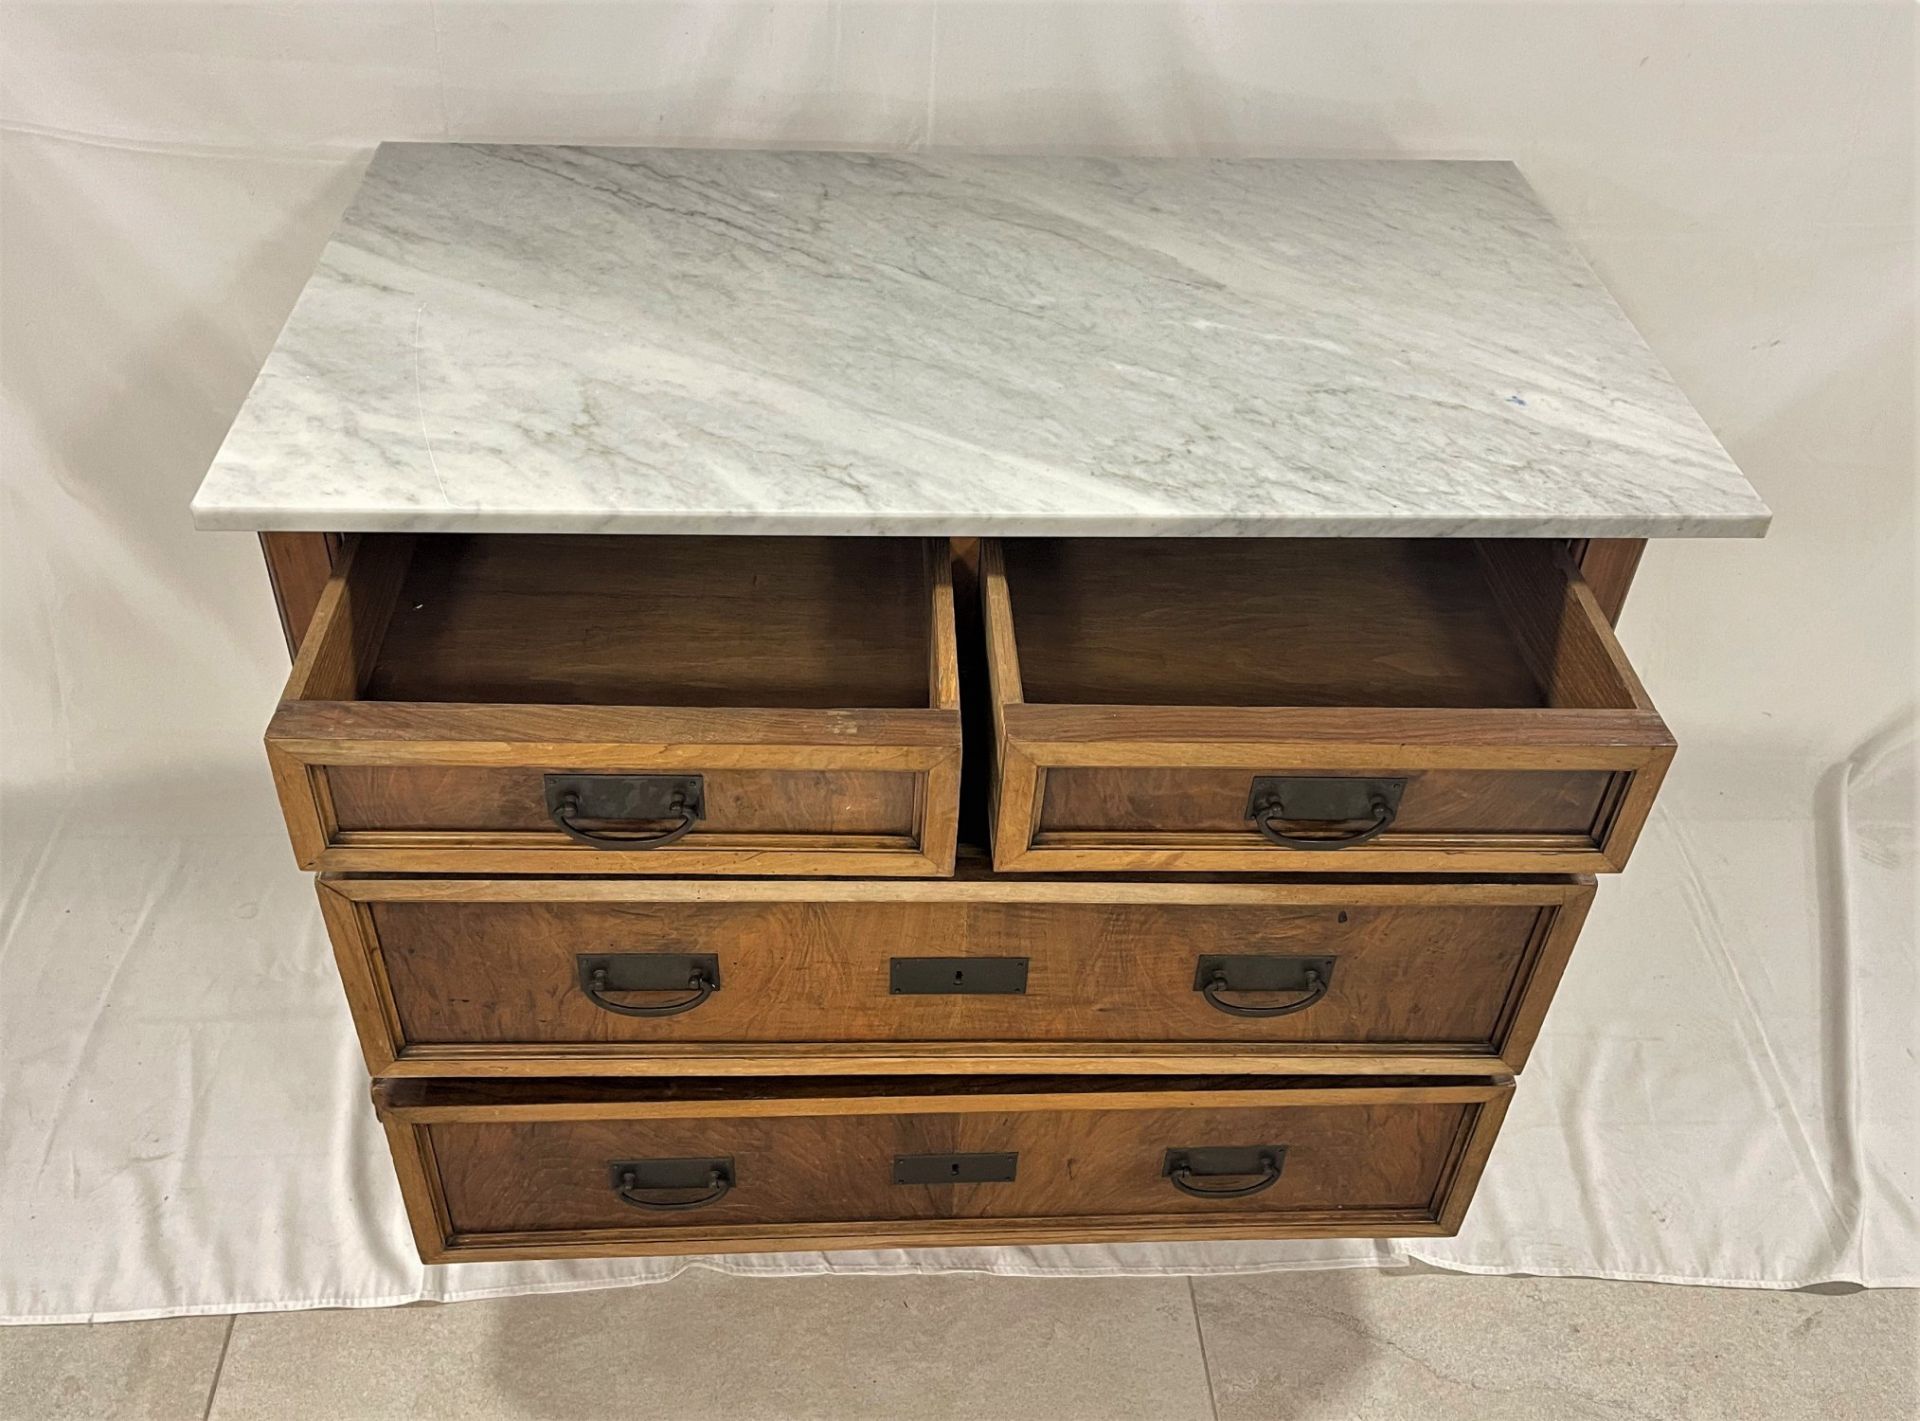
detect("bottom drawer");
top-left (374, 1076), bottom-right (1511, 1261)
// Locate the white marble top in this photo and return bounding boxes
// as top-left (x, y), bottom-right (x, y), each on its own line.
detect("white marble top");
top-left (193, 145), bottom-right (1768, 537)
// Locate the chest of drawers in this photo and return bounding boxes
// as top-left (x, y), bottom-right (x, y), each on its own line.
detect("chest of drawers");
top-left (193, 145), bottom-right (1767, 1263)
top-left (278, 528), bottom-right (1626, 1260)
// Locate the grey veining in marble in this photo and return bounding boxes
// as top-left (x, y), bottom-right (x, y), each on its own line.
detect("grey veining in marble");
top-left (192, 144), bottom-right (1769, 537)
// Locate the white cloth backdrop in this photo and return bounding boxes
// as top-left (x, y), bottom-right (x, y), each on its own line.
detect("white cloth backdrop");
top-left (2, 2), bottom-right (1914, 1322)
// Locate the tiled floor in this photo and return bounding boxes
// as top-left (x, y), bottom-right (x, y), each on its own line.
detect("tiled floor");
top-left (3, 1270), bottom-right (1915, 1420)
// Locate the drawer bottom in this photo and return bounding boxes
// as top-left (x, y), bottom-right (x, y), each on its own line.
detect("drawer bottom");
top-left (375, 1076), bottom-right (1511, 1262)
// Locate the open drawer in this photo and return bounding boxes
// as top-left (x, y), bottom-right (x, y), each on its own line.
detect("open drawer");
top-left (373, 1074), bottom-right (1512, 1261)
top-left (267, 534), bottom-right (961, 875)
top-left (982, 538), bottom-right (1672, 874)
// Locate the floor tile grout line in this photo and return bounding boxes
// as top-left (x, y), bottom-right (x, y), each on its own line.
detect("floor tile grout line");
top-left (200, 1315), bottom-right (236, 1421)
top-left (1187, 1277), bottom-right (1222, 1421)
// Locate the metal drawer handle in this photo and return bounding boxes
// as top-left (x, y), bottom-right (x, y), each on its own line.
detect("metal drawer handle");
top-left (585, 965), bottom-right (715, 1018)
top-left (544, 773), bottom-right (705, 851)
top-left (1194, 955), bottom-right (1336, 1020)
top-left (576, 954), bottom-right (720, 1018)
top-left (1247, 776), bottom-right (1405, 851)
top-left (1253, 801), bottom-right (1394, 849)
top-left (611, 1160), bottom-right (733, 1211)
top-left (1169, 1156), bottom-right (1280, 1199)
top-left (1202, 968), bottom-right (1326, 1019)
top-left (551, 791), bottom-right (699, 849)
top-left (1164, 1148), bottom-right (1285, 1200)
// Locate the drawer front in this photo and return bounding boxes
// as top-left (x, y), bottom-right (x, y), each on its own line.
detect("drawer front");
top-left (271, 727), bottom-right (958, 876)
top-left (981, 537), bottom-right (1673, 875)
top-left (323, 766), bottom-right (916, 836)
top-left (266, 534), bottom-right (962, 876)
top-left (1037, 766), bottom-right (1616, 839)
top-left (375, 1079), bottom-right (1511, 1261)
top-left (322, 879), bottom-right (1591, 1076)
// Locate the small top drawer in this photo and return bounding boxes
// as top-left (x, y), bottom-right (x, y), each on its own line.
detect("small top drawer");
top-left (267, 534), bottom-right (961, 875)
top-left (982, 538), bottom-right (1673, 874)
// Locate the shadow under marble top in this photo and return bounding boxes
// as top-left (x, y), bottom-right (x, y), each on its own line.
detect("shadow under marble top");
top-left (191, 144), bottom-right (1768, 538)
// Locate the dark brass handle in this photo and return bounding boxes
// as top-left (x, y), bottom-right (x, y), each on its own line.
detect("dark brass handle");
top-left (583, 966), bottom-right (715, 1018)
top-left (613, 1165), bottom-right (732, 1211)
top-left (1167, 1152), bottom-right (1283, 1199)
top-left (1251, 794), bottom-right (1396, 850)
top-left (1202, 968), bottom-right (1326, 1019)
top-left (549, 790), bottom-right (699, 850)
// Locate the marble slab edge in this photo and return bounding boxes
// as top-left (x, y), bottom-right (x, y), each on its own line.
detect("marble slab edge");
top-left (191, 503), bottom-right (1772, 538)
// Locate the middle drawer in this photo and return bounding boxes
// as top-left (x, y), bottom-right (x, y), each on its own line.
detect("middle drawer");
top-left (320, 874), bottom-right (1592, 1078)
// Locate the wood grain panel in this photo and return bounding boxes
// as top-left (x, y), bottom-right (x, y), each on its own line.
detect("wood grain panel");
top-left (368, 900), bottom-right (1536, 1046)
top-left (1000, 538), bottom-right (1548, 709)
top-left (1474, 541), bottom-right (1655, 710)
top-left (428, 1101), bottom-right (1466, 1232)
top-left (283, 534), bottom-right (414, 703)
top-left (366, 534), bottom-right (930, 709)
top-left (326, 766), bottom-right (917, 836)
top-left (1037, 767), bottom-right (1610, 838)
top-left (1573, 539), bottom-right (1646, 626)
top-left (375, 1074), bottom-right (1502, 1115)
top-left (258, 532), bottom-right (340, 657)
top-left (371, 1077), bottom-right (1513, 1258)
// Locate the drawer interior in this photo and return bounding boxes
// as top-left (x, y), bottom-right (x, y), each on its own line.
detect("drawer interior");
top-left (334, 533), bottom-right (935, 709)
top-left (998, 538), bottom-right (1637, 710)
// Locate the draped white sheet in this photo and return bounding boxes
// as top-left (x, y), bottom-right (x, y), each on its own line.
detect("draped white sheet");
top-left (3, 1), bottom-right (1914, 1321)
